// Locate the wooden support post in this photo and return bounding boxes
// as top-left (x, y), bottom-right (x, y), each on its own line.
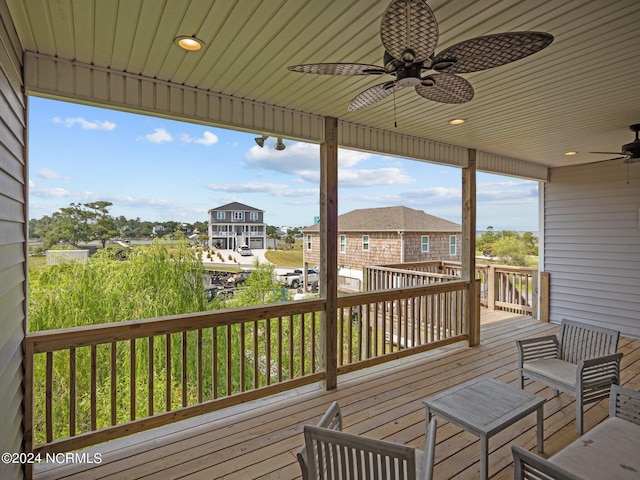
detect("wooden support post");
top-left (487, 265), bottom-right (496, 311)
top-left (320, 117), bottom-right (338, 389)
top-left (462, 149), bottom-right (479, 346)
top-left (540, 271), bottom-right (550, 322)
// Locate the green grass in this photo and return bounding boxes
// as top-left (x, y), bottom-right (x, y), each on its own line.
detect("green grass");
top-left (264, 249), bottom-right (304, 267)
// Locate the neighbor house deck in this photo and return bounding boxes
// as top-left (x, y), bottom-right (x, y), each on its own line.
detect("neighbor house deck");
top-left (34, 311), bottom-right (640, 480)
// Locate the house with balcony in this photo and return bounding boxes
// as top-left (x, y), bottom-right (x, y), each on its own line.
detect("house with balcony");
top-left (1, 1), bottom-right (640, 479)
top-left (207, 202), bottom-right (266, 251)
top-left (303, 206), bottom-right (462, 285)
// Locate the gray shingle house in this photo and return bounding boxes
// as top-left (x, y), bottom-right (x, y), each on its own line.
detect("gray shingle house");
top-left (208, 202), bottom-right (266, 251)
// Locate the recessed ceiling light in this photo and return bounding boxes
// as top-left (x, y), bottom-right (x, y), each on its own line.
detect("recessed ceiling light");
top-left (449, 119), bottom-right (465, 125)
top-left (564, 151), bottom-right (578, 156)
top-left (174, 36), bottom-right (204, 52)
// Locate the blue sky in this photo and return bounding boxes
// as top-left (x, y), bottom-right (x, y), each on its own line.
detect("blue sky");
top-left (28, 97), bottom-right (539, 231)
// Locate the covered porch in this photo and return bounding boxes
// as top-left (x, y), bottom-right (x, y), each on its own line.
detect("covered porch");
top-left (33, 311), bottom-right (640, 480)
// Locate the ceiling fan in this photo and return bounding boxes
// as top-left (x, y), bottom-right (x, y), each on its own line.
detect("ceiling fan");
top-left (288, 0), bottom-right (554, 111)
top-left (589, 124), bottom-right (640, 164)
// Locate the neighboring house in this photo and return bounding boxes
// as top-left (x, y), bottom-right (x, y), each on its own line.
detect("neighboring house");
top-left (208, 202), bottom-right (266, 251)
top-left (302, 206), bottom-right (462, 272)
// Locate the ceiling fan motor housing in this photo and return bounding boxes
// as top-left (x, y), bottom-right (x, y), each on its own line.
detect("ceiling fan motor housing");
top-left (396, 64), bottom-right (423, 87)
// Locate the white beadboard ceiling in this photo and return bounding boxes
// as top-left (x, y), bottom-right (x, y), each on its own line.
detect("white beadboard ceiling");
top-left (6, 0), bottom-right (640, 170)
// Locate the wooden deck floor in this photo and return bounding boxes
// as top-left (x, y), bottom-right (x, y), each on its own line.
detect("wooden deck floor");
top-left (35, 312), bottom-right (640, 480)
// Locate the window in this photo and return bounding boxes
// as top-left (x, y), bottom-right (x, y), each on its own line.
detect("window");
top-left (449, 235), bottom-right (457, 256)
top-left (362, 235), bottom-right (369, 251)
top-left (234, 211), bottom-right (243, 220)
top-left (306, 234), bottom-right (312, 251)
top-left (249, 212), bottom-right (258, 221)
top-left (421, 235), bottom-right (430, 253)
top-left (339, 235), bottom-right (346, 253)
top-left (216, 211), bottom-right (225, 220)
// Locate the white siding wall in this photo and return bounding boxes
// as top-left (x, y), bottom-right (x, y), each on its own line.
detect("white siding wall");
top-left (0, 1), bottom-right (27, 478)
top-left (544, 160), bottom-right (640, 337)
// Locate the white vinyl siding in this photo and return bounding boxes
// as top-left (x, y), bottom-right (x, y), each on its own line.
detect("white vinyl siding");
top-left (543, 162), bottom-right (640, 337)
top-left (0, 7), bottom-right (27, 478)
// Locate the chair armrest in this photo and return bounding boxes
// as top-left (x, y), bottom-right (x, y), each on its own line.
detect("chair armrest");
top-left (610, 384), bottom-right (640, 424)
top-left (512, 445), bottom-right (582, 480)
top-left (516, 335), bottom-right (559, 366)
top-left (577, 352), bottom-right (622, 389)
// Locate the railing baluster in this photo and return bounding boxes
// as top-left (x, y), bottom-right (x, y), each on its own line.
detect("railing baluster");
top-left (110, 342), bottom-right (116, 425)
top-left (226, 325), bottom-right (232, 395)
top-left (165, 334), bottom-right (171, 411)
top-left (46, 351), bottom-right (53, 442)
top-left (197, 329), bottom-right (203, 403)
top-left (130, 340), bottom-right (136, 421)
top-left (266, 318), bottom-right (271, 385)
top-left (277, 317), bottom-right (283, 382)
top-left (253, 320), bottom-right (259, 389)
top-left (91, 345), bottom-right (97, 431)
top-left (182, 331), bottom-right (187, 407)
top-left (212, 327), bottom-right (218, 399)
top-left (288, 315), bottom-right (294, 379)
top-left (69, 348), bottom-right (76, 436)
top-left (148, 336), bottom-right (154, 416)
top-left (299, 314), bottom-right (306, 375)
top-left (240, 323), bottom-right (245, 391)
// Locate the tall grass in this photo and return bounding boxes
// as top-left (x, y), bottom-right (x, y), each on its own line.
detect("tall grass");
top-left (28, 242), bottom-right (326, 446)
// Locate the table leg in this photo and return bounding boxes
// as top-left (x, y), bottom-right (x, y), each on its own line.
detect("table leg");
top-left (536, 406), bottom-right (544, 453)
top-left (425, 407), bottom-right (432, 440)
top-left (480, 434), bottom-right (488, 480)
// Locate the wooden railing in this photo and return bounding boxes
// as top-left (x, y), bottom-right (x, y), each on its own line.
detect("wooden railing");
top-left (336, 281), bottom-right (469, 372)
top-left (368, 261), bottom-right (538, 316)
top-left (24, 281), bottom-right (471, 456)
top-left (24, 299), bottom-right (325, 455)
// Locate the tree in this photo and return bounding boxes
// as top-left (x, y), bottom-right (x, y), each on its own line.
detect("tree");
top-left (284, 234), bottom-right (296, 250)
top-left (85, 201), bottom-right (118, 248)
top-left (491, 236), bottom-right (528, 266)
top-left (44, 203), bottom-right (92, 248)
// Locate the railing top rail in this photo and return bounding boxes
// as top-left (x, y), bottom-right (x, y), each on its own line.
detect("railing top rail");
top-left (365, 265), bottom-right (458, 279)
top-left (492, 265), bottom-right (538, 274)
top-left (26, 298), bottom-right (326, 353)
top-left (338, 279), bottom-right (469, 308)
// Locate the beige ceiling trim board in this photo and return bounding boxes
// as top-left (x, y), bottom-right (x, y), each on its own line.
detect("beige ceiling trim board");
top-left (23, 52), bottom-right (548, 181)
top-left (22, 52), bottom-right (325, 144)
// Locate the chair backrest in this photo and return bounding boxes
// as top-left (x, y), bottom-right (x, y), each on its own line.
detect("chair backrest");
top-left (558, 319), bottom-right (620, 363)
top-left (304, 425), bottom-right (419, 480)
top-left (609, 384), bottom-right (640, 425)
top-left (297, 401), bottom-right (343, 480)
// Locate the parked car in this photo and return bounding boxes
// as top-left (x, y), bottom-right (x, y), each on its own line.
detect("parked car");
top-left (237, 245), bottom-right (252, 256)
top-left (277, 269), bottom-right (319, 289)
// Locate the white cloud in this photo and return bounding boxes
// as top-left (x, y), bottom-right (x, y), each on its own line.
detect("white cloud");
top-left (29, 186), bottom-right (71, 198)
top-left (37, 168), bottom-right (62, 179)
top-left (194, 131), bottom-right (219, 146)
top-left (144, 128), bottom-right (173, 143)
top-left (53, 116), bottom-right (116, 131)
top-left (206, 182), bottom-right (316, 198)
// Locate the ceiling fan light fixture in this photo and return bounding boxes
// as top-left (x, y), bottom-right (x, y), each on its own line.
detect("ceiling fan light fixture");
top-left (449, 118), bottom-right (465, 125)
top-left (174, 36), bottom-right (204, 52)
top-left (275, 137), bottom-right (286, 151)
